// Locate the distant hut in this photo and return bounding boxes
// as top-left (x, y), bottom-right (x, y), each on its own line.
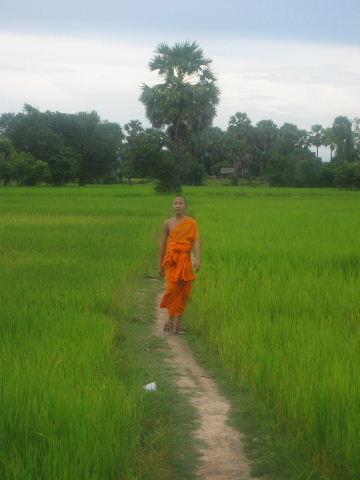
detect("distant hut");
top-left (218, 166), bottom-right (235, 179)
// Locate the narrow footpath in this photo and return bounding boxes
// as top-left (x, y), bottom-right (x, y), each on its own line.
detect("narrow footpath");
top-left (153, 291), bottom-right (261, 480)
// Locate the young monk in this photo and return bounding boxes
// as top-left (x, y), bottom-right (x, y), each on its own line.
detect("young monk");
top-left (159, 196), bottom-right (201, 334)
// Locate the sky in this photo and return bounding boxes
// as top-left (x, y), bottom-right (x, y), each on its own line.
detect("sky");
top-left (1, 0), bottom-right (359, 160)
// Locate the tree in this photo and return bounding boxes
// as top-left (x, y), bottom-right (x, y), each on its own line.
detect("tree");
top-left (124, 120), bottom-right (144, 138)
top-left (333, 161), bottom-right (360, 188)
top-left (323, 127), bottom-right (336, 162)
top-left (252, 120), bottom-right (278, 176)
top-left (309, 124), bottom-right (324, 158)
top-left (294, 156), bottom-right (323, 187)
top-left (189, 126), bottom-right (226, 176)
top-left (47, 110), bottom-right (123, 185)
top-left (182, 152), bottom-right (206, 186)
top-left (318, 163), bottom-right (335, 187)
top-left (120, 120), bottom-right (187, 191)
top-left (139, 41), bottom-right (220, 192)
top-left (352, 117), bottom-right (360, 160)
top-left (333, 116), bottom-right (355, 162)
top-left (120, 121), bottom-right (146, 182)
top-left (277, 123), bottom-right (309, 154)
top-left (0, 105), bottom-right (124, 185)
top-left (121, 120), bottom-right (167, 181)
top-left (264, 122), bottom-right (314, 187)
top-left (0, 104), bottom-right (78, 184)
top-left (46, 146), bottom-right (78, 185)
top-left (0, 137), bottom-right (15, 185)
top-left (225, 112), bottom-right (253, 185)
top-left (264, 153), bottom-right (296, 186)
top-left (12, 152), bottom-right (51, 186)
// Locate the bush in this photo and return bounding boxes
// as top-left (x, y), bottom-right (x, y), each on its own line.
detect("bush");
top-left (333, 161), bottom-right (360, 188)
top-left (264, 154), bottom-right (296, 186)
top-left (12, 152), bottom-right (51, 186)
top-left (318, 163), bottom-right (335, 187)
top-left (294, 157), bottom-right (323, 187)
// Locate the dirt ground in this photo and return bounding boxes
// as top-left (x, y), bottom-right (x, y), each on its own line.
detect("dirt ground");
top-left (154, 291), bottom-right (260, 480)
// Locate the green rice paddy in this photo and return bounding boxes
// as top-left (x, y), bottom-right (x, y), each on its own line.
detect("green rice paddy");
top-left (188, 185), bottom-right (360, 479)
top-left (0, 186), bottom-right (166, 479)
top-left (1, 184), bottom-right (359, 479)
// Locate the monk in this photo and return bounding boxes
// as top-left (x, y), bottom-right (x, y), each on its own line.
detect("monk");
top-left (159, 196), bottom-right (201, 334)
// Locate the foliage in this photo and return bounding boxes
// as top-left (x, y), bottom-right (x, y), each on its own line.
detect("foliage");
top-left (352, 117), bottom-right (360, 159)
top-left (251, 120), bottom-right (278, 177)
top-left (182, 153), bottom-right (206, 186)
top-left (225, 112), bottom-right (253, 184)
top-left (0, 137), bottom-right (15, 185)
top-left (264, 152), bottom-right (297, 186)
top-left (333, 161), bottom-right (360, 188)
top-left (262, 123), bottom-right (318, 187)
top-left (309, 124), bottom-right (324, 158)
top-left (0, 103), bottom-right (359, 189)
top-left (153, 151), bottom-right (179, 192)
top-left (317, 162), bottom-right (336, 187)
top-left (0, 137), bottom-right (50, 186)
top-left (0, 105), bottom-right (123, 185)
top-left (188, 126), bottom-right (226, 176)
top-left (12, 152), bottom-right (51, 186)
top-left (121, 120), bottom-right (167, 181)
top-left (139, 41), bottom-right (220, 191)
top-left (294, 156), bottom-right (323, 187)
top-left (323, 127), bottom-right (336, 161)
top-left (120, 120), bottom-right (188, 191)
top-left (333, 116), bottom-right (355, 162)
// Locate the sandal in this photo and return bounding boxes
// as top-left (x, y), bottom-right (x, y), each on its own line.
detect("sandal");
top-left (175, 324), bottom-right (186, 334)
top-left (163, 321), bottom-right (174, 333)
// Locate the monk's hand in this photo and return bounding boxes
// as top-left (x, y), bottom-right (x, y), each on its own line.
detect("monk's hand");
top-left (194, 259), bottom-right (201, 272)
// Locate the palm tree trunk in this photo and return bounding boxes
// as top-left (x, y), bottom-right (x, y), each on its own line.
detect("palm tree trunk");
top-left (171, 128), bottom-right (185, 192)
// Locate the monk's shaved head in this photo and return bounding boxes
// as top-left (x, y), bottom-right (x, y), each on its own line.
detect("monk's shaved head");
top-left (173, 195), bottom-right (187, 206)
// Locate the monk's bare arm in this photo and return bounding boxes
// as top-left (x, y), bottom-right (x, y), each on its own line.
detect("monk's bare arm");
top-left (193, 239), bottom-right (201, 272)
top-left (159, 220), bottom-right (169, 276)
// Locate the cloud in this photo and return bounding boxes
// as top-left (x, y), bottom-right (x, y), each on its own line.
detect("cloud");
top-left (1, 0), bottom-right (359, 45)
top-left (0, 31), bottom-right (359, 138)
top-left (208, 37), bottom-right (360, 129)
top-left (0, 32), bottom-right (156, 122)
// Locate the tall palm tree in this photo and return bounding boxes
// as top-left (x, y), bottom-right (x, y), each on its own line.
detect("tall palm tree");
top-left (225, 112), bottom-right (253, 184)
top-left (309, 124), bottom-right (324, 158)
top-left (140, 41), bottom-right (220, 191)
top-left (323, 127), bottom-right (336, 162)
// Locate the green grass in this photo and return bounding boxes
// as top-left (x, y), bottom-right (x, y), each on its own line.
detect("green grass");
top-left (184, 185), bottom-right (360, 479)
top-left (0, 185), bottom-right (198, 479)
top-left (113, 276), bottom-right (200, 480)
top-left (1, 184), bottom-right (359, 479)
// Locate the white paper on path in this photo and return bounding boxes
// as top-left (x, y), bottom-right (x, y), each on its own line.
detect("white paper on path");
top-left (143, 382), bottom-right (157, 391)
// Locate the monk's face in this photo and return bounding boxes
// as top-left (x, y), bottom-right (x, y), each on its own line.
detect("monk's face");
top-left (173, 197), bottom-right (187, 216)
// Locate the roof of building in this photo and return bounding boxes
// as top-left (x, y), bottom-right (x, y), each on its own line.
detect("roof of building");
top-left (219, 167), bottom-right (235, 174)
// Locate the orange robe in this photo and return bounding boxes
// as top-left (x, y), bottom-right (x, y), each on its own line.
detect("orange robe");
top-left (160, 217), bottom-right (200, 317)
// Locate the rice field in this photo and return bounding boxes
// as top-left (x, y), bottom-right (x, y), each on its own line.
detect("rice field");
top-left (187, 185), bottom-right (360, 479)
top-left (1, 184), bottom-right (359, 479)
top-left (0, 186), bottom-right (167, 479)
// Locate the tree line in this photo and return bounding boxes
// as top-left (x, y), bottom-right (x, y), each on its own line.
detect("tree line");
top-left (0, 105), bottom-right (122, 186)
top-left (0, 41), bottom-right (359, 190)
top-left (121, 114), bottom-right (360, 189)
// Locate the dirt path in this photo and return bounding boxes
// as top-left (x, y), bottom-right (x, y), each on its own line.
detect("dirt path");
top-left (154, 291), bottom-right (260, 480)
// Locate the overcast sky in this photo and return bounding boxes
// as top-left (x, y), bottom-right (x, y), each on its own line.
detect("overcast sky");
top-left (1, 0), bottom-right (359, 161)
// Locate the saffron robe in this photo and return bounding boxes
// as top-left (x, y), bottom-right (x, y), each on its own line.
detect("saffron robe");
top-left (160, 216), bottom-right (200, 317)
